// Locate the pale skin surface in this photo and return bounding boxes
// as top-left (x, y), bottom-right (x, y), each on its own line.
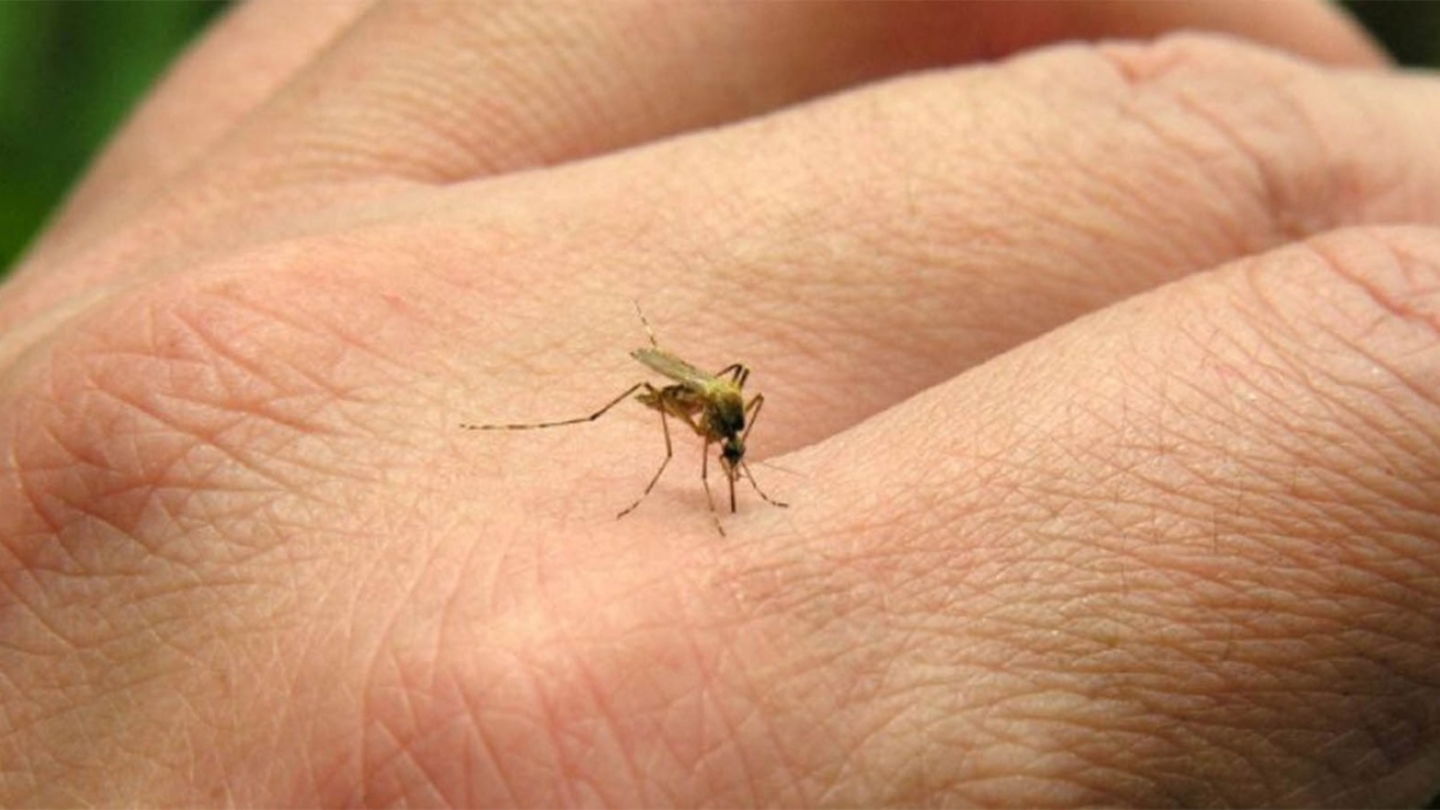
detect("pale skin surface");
top-left (5, 0), bottom-right (1440, 805)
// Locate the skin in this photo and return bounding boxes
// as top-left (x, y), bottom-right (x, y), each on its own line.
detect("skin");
top-left (4, 0), bottom-right (1440, 805)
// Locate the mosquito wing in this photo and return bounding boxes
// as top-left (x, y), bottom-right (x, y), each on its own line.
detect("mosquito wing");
top-left (632, 347), bottom-right (712, 389)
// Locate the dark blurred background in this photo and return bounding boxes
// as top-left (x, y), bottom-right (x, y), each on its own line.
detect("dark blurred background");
top-left (1, 2), bottom-right (1438, 276)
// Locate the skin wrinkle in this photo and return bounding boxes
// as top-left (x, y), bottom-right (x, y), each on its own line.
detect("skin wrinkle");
top-left (1112, 39), bottom-right (1428, 252)
top-left (599, 619), bottom-right (699, 795)
top-left (191, 277), bottom-right (424, 392)
top-left (1237, 243), bottom-right (1440, 503)
top-left (290, 659), bottom-right (361, 806)
top-left (1322, 336), bottom-right (1440, 460)
top-left (525, 642), bottom-right (587, 807)
top-left (1310, 238), bottom-right (1440, 390)
top-left (578, 637), bottom-right (666, 803)
top-left (7, 657), bottom-right (171, 750)
top-left (228, 3), bottom-right (593, 185)
top-left (301, 79), bottom-right (484, 185)
top-left (281, 624), bottom-right (367, 805)
top-left (3, 176), bottom-right (409, 342)
top-left (356, 574), bottom-right (438, 800)
top-left (366, 557), bottom-right (495, 805)
top-left (728, 681), bottom-right (809, 805)
top-left (671, 603), bottom-right (764, 801)
top-left (1101, 90), bottom-right (1263, 262)
top-left (575, 652), bottom-right (657, 804)
top-left (1128, 61), bottom-right (1299, 241)
top-left (722, 575), bottom-right (935, 802)
top-left (455, 677), bottom-right (525, 806)
top-left (59, 387), bottom-right (305, 528)
top-left (1123, 318), bottom-right (1405, 550)
top-left (64, 354), bottom-right (305, 470)
top-left (697, 689), bottom-right (764, 805)
top-left (159, 303), bottom-right (336, 415)
top-left (828, 700), bottom-right (944, 803)
top-left (374, 638), bottom-right (556, 806)
top-left (378, 711), bottom-right (450, 806)
top-left (950, 696), bottom-right (1135, 806)
top-left (1006, 705), bottom-right (1168, 796)
top-left (392, 3), bottom-right (595, 176)
top-left (3, 255), bottom-right (454, 616)
top-left (1128, 324), bottom-right (1434, 789)
top-left (622, 567), bottom-right (790, 803)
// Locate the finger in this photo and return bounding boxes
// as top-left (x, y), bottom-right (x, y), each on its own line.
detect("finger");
top-left (0, 36), bottom-right (1422, 412)
top-left (742, 225), bottom-right (1440, 806)
top-left (429, 34), bottom-right (1440, 455)
top-left (21, 1), bottom-right (1378, 268)
top-left (169, 0), bottom-right (1384, 181)
top-left (191, 0), bottom-right (1380, 185)
top-left (5, 4), bottom-right (1380, 319)
top-left (25, 0), bottom-right (373, 266)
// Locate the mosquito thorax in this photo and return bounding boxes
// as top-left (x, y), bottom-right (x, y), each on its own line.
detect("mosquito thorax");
top-left (706, 384), bottom-right (747, 438)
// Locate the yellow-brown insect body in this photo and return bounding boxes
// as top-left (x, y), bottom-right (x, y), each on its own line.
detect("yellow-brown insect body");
top-left (632, 347), bottom-right (748, 473)
top-left (704, 380), bottom-right (748, 472)
top-left (462, 305), bottom-right (785, 533)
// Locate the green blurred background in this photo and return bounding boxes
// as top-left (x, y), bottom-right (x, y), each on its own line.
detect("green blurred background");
top-left (0, 2), bottom-right (224, 274)
top-left (1, 2), bottom-right (1438, 277)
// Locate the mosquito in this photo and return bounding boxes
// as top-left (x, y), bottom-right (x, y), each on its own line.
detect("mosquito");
top-left (460, 304), bottom-right (788, 535)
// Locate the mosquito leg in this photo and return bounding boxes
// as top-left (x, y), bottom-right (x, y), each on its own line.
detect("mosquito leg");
top-left (714, 363), bottom-right (746, 383)
top-left (740, 460), bottom-right (789, 508)
top-left (737, 394), bottom-right (787, 508)
top-left (460, 382), bottom-right (645, 430)
top-left (633, 300), bottom-right (659, 348)
top-left (700, 442), bottom-right (725, 537)
top-left (740, 392), bottom-right (765, 444)
top-left (617, 403), bottom-right (674, 519)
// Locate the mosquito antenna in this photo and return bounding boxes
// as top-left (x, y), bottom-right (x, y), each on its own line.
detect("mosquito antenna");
top-left (740, 460), bottom-right (789, 508)
top-left (753, 458), bottom-right (806, 478)
top-left (633, 300), bottom-right (659, 348)
top-left (460, 382), bottom-right (648, 431)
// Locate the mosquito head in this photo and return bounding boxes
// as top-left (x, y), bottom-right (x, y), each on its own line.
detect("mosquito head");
top-left (721, 436), bottom-right (745, 473)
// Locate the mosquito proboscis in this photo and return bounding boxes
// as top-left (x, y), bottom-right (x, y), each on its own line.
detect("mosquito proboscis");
top-left (461, 304), bottom-right (788, 535)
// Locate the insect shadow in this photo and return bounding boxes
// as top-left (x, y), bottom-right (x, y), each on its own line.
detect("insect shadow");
top-left (461, 303), bottom-right (788, 535)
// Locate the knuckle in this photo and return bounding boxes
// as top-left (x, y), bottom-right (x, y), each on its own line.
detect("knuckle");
top-left (1201, 224), bottom-right (1440, 577)
top-left (0, 257), bottom-right (396, 573)
top-left (1101, 31), bottom-right (1321, 85)
top-left (1268, 225), bottom-right (1440, 461)
top-left (1301, 225), bottom-right (1440, 343)
top-left (1097, 33), bottom-right (1398, 243)
top-left (1224, 229), bottom-right (1440, 471)
top-left (1254, 225), bottom-right (1440, 387)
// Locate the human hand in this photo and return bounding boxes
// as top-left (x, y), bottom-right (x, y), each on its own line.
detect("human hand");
top-left (4, 1), bottom-right (1438, 805)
